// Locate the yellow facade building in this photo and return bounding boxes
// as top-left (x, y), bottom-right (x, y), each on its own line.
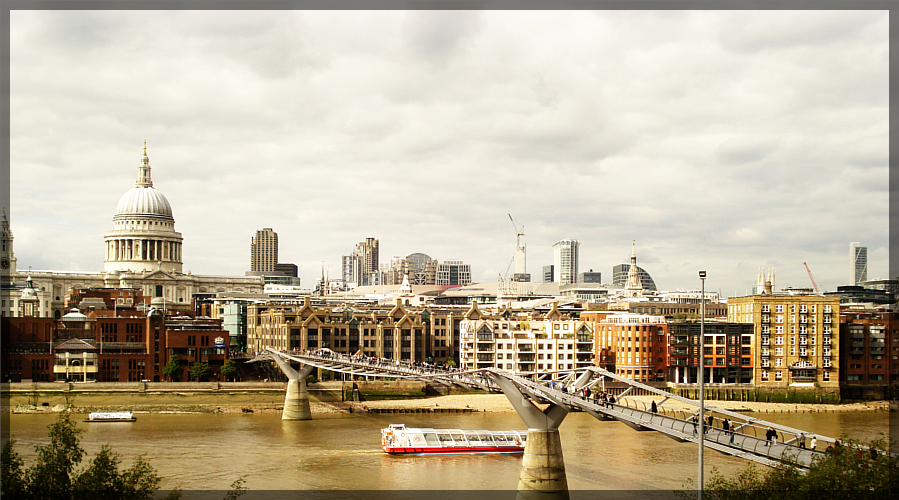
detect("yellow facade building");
top-left (728, 293), bottom-right (840, 388)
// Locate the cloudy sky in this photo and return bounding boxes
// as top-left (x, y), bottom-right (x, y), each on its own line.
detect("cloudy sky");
top-left (7, 9), bottom-right (889, 297)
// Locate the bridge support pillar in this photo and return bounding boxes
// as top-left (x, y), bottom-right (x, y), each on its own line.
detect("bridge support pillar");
top-left (282, 378), bottom-right (312, 420)
top-left (518, 429), bottom-right (568, 495)
top-left (490, 372), bottom-right (573, 496)
top-left (267, 351), bottom-right (316, 420)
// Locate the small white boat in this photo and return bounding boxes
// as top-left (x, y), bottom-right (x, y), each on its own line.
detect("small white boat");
top-left (86, 411), bottom-right (136, 422)
top-left (381, 423), bottom-right (526, 455)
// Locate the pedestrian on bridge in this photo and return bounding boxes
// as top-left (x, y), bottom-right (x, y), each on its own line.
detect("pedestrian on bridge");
top-left (650, 400), bottom-right (657, 413)
top-left (810, 435), bottom-right (817, 450)
top-left (691, 414), bottom-right (698, 435)
top-left (765, 427), bottom-right (777, 446)
top-left (706, 414), bottom-right (714, 434)
top-left (798, 433), bottom-right (806, 449)
top-left (722, 418), bottom-right (733, 444)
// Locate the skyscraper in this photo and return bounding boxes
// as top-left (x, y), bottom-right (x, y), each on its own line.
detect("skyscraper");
top-left (850, 242), bottom-right (867, 286)
top-left (251, 228), bottom-right (278, 272)
top-left (342, 238), bottom-right (380, 286)
top-left (552, 239), bottom-right (579, 286)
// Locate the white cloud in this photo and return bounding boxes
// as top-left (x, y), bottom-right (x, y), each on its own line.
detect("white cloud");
top-left (7, 10), bottom-right (889, 295)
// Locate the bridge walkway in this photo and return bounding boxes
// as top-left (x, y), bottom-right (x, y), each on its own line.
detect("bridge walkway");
top-left (255, 348), bottom-right (830, 470)
top-left (493, 369), bottom-right (822, 470)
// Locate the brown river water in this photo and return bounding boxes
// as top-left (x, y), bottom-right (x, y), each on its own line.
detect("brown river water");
top-left (4, 409), bottom-right (891, 498)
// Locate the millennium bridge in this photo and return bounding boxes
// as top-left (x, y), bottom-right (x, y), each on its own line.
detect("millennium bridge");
top-left (251, 348), bottom-right (836, 495)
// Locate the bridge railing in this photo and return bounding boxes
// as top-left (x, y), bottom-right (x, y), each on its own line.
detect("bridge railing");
top-left (609, 395), bottom-right (821, 467)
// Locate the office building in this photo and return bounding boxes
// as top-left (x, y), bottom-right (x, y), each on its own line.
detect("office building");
top-left (250, 228), bottom-right (278, 272)
top-left (436, 260), bottom-right (471, 286)
top-left (578, 270), bottom-right (601, 284)
top-left (543, 265), bottom-right (554, 283)
top-left (666, 322), bottom-right (755, 384)
top-left (850, 242), bottom-right (867, 286)
top-left (552, 239), bottom-right (579, 286)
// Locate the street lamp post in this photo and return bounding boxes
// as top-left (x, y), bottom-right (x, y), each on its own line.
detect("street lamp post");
top-left (698, 270), bottom-right (707, 500)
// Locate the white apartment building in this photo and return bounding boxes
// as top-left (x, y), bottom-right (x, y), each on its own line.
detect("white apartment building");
top-left (459, 318), bottom-right (594, 375)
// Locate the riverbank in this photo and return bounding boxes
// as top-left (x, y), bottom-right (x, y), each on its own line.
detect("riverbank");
top-left (8, 392), bottom-right (892, 416)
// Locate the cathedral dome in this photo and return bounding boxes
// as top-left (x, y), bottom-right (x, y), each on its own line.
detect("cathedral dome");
top-left (115, 186), bottom-right (173, 219)
top-left (113, 141), bottom-right (174, 220)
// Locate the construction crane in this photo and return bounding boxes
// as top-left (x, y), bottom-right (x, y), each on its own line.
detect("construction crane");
top-left (803, 262), bottom-right (820, 293)
top-left (509, 214), bottom-right (524, 248)
top-left (507, 214), bottom-right (526, 279)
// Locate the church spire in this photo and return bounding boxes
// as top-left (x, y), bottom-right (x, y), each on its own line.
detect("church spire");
top-left (625, 240), bottom-right (643, 298)
top-left (136, 140), bottom-right (153, 188)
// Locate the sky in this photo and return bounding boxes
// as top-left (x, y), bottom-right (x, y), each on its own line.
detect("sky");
top-left (6, 9), bottom-right (890, 297)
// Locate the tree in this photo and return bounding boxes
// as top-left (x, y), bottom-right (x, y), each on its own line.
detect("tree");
top-left (220, 359), bottom-right (238, 382)
top-left (682, 436), bottom-right (897, 500)
top-left (1, 413), bottom-right (182, 500)
top-left (444, 358), bottom-right (456, 368)
top-left (163, 355), bottom-right (182, 382)
top-left (189, 362), bottom-right (212, 381)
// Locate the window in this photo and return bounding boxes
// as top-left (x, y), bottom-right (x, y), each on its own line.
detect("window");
top-left (775, 370), bottom-right (782, 380)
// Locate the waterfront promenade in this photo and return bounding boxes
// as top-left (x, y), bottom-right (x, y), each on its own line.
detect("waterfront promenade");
top-left (4, 381), bottom-right (891, 415)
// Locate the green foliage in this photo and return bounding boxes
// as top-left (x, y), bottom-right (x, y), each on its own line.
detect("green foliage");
top-left (673, 312), bottom-right (700, 321)
top-left (0, 413), bottom-right (183, 500)
top-left (220, 359), bottom-right (238, 381)
top-left (680, 436), bottom-right (897, 500)
top-left (163, 355), bottom-right (182, 382)
top-left (224, 476), bottom-right (248, 500)
top-left (189, 362), bottom-right (212, 381)
top-left (28, 412), bottom-right (85, 499)
top-left (1, 439), bottom-right (26, 499)
top-left (444, 358), bottom-right (456, 368)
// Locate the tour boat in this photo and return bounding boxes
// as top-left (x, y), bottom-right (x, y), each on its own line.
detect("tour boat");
top-left (381, 424), bottom-right (527, 455)
top-left (86, 411), bottom-right (136, 422)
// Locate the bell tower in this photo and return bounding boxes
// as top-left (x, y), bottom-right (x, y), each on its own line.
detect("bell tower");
top-left (1, 207), bottom-right (17, 275)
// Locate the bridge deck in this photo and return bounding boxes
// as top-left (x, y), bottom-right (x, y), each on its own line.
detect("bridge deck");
top-left (254, 348), bottom-right (830, 470)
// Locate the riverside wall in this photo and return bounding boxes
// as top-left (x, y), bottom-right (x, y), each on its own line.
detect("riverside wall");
top-left (1, 380), bottom-right (437, 410)
top-left (0, 380), bottom-right (864, 412)
top-left (599, 382), bottom-right (843, 404)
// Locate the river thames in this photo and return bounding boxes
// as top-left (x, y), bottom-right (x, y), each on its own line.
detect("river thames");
top-left (5, 409), bottom-right (891, 499)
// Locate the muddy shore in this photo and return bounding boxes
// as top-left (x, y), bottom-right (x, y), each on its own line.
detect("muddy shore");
top-left (9, 393), bottom-right (892, 416)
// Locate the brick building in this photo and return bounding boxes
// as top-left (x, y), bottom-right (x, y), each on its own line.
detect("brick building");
top-left (839, 307), bottom-right (896, 399)
top-left (1, 292), bottom-right (229, 383)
